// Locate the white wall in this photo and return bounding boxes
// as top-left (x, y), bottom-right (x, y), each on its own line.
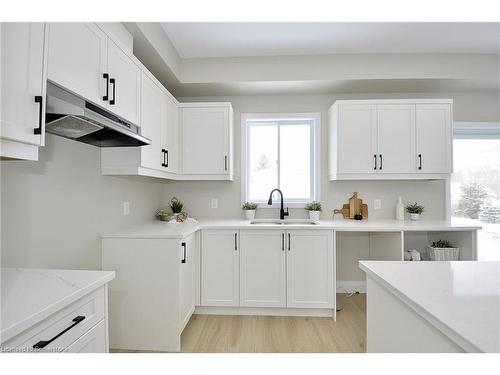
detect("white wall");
top-left (163, 91), bottom-right (499, 221)
top-left (1, 135), bottom-right (165, 270)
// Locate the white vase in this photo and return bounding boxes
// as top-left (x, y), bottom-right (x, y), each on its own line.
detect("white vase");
top-left (309, 211), bottom-right (320, 221)
top-left (244, 210), bottom-right (256, 220)
top-left (410, 213), bottom-right (421, 221)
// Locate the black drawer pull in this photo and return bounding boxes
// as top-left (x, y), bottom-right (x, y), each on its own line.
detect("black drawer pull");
top-left (33, 316), bottom-right (85, 349)
top-left (418, 154), bottom-right (422, 170)
top-left (33, 96), bottom-right (43, 135)
top-left (379, 154), bottom-right (383, 170)
top-left (373, 154), bottom-right (377, 170)
top-left (109, 78), bottom-right (116, 105)
top-left (103, 73), bottom-right (109, 101)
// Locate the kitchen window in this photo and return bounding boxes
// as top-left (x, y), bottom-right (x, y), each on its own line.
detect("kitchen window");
top-left (451, 122), bottom-right (500, 260)
top-left (241, 113), bottom-right (320, 206)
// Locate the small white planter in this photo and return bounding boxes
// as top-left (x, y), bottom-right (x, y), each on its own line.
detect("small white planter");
top-left (409, 213), bottom-right (421, 221)
top-left (309, 211), bottom-right (321, 222)
top-left (244, 210), bottom-right (256, 220)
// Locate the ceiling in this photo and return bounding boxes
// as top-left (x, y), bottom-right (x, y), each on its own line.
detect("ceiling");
top-left (161, 22), bottom-right (500, 59)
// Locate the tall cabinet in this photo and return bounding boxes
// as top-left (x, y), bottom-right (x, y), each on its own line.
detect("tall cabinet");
top-left (1, 23), bottom-right (48, 160)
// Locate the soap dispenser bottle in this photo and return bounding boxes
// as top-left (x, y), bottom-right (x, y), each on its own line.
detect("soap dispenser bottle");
top-left (396, 197), bottom-right (405, 221)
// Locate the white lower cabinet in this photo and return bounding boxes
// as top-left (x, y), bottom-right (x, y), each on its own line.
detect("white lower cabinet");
top-left (201, 230), bottom-right (239, 306)
top-left (286, 230), bottom-right (334, 308)
top-left (64, 320), bottom-right (106, 353)
top-left (239, 230), bottom-right (286, 308)
top-left (201, 229), bottom-right (334, 310)
top-left (102, 233), bottom-right (197, 352)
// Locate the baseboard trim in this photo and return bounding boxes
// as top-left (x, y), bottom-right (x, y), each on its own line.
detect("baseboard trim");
top-left (337, 281), bottom-right (366, 293)
top-left (194, 306), bottom-right (335, 317)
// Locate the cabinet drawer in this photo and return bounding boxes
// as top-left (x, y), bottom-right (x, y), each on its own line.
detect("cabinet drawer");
top-left (64, 319), bottom-right (106, 353)
top-left (4, 287), bottom-right (105, 352)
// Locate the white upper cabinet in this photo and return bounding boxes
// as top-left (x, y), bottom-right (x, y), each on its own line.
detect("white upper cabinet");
top-left (416, 104), bottom-right (452, 174)
top-left (286, 230), bottom-right (334, 308)
top-left (139, 72), bottom-right (164, 170)
top-left (239, 230), bottom-right (286, 308)
top-left (201, 230), bottom-right (239, 307)
top-left (1, 23), bottom-right (47, 161)
top-left (47, 23), bottom-right (140, 125)
top-left (162, 95), bottom-right (179, 173)
top-left (47, 23), bottom-right (107, 106)
top-left (376, 104), bottom-right (416, 173)
top-left (329, 99), bottom-right (453, 180)
top-left (180, 104), bottom-right (233, 179)
top-left (106, 40), bottom-right (141, 125)
top-left (334, 104), bottom-right (377, 174)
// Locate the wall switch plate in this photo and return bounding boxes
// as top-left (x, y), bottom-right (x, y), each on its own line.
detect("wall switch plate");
top-left (123, 201), bottom-right (130, 216)
top-left (374, 199), bottom-right (381, 210)
top-left (211, 198), bottom-right (218, 209)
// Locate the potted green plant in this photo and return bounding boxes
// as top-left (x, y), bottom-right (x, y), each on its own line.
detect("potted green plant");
top-left (406, 202), bottom-right (424, 221)
top-left (426, 240), bottom-right (460, 261)
top-left (305, 201), bottom-right (322, 221)
top-left (155, 209), bottom-right (173, 222)
top-left (170, 197), bottom-right (184, 219)
top-left (242, 202), bottom-right (258, 220)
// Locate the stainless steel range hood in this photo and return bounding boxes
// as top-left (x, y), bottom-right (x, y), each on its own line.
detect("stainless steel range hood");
top-left (45, 83), bottom-right (151, 147)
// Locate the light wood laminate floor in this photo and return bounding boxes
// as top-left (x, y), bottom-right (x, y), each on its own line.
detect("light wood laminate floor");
top-left (181, 293), bottom-right (366, 353)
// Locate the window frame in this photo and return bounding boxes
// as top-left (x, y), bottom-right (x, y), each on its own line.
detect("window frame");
top-left (241, 112), bottom-right (321, 208)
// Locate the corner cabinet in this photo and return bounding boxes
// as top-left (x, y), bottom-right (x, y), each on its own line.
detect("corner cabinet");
top-left (179, 103), bottom-right (234, 180)
top-left (1, 22), bottom-right (48, 161)
top-left (328, 99), bottom-right (453, 180)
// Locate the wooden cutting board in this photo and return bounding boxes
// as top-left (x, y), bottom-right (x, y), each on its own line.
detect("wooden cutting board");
top-left (349, 192), bottom-right (362, 218)
top-left (333, 192), bottom-right (368, 219)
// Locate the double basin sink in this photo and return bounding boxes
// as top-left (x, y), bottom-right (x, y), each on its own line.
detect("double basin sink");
top-left (250, 219), bottom-right (318, 225)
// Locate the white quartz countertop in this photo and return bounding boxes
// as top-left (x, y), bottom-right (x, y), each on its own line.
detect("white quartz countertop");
top-left (359, 261), bottom-right (500, 353)
top-left (1, 268), bottom-right (115, 344)
top-left (101, 218), bottom-right (480, 239)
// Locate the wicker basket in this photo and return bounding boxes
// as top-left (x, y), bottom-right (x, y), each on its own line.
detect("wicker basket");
top-left (426, 245), bottom-right (460, 261)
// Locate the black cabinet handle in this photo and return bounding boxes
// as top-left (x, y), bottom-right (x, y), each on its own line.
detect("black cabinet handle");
top-left (288, 233), bottom-right (291, 251)
top-left (102, 73), bottom-right (109, 101)
top-left (379, 154), bottom-right (383, 170)
top-left (33, 96), bottom-right (43, 135)
top-left (224, 156), bottom-right (228, 171)
top-left (234, 233), bottom-right (238, 251)
top-left (373, 154), bottom-right (377, 170)
top-left (165, 149), bottom-right (169, 168)
top-left (109, 78), bottom-right (116, 105)
top-left (418, 154), bottom-right (422, 170)
top-left (162, 149), bottom-right (167, 167)
top-left (33, 316), bottom-right (85, 349)
top-left (281, 233), bottom-right (284, 251)
top-left (181, 242), bottom-right (186, 263)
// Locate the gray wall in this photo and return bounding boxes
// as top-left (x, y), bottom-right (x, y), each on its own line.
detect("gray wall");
top-left (163, 91), bottom-right (499, 220)
top-left (1, 135), bottom-right (165, 269)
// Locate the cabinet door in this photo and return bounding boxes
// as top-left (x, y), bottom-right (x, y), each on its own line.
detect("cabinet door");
top-left (181, 107), bottom-right (229, 174)
top-left (64, 320), bottom-right (106, 353)
top-left (239, 230), bottom-right (286, 308)
top-left (163, 95), bottom-right (179, 173)
top-left (47, 23), bottom-right (107, 106)
top-left (180, 234), bottom-right (196, 330)
top-left (140, 73), bottom-right (163, 170)
top-left (201, 230), bottom-right (239, 306)
top-left (286, 230), bottom-right (334, 308)
top-left (107, 40), bottom-right (141, 125)
top-left (1, 23), bottom-right (47, 146)
top-left (377, 104), bottom-right (416, 173)
top-left (415, 104), bottom-right (452, 174)
top-left (337, 104), bottom-right (377, 174)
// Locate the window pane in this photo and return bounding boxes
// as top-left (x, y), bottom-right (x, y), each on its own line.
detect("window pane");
top-left (451, 138), bottom-right (500, 260)
top-left (248, 123), bottom-right (278, 201)
top-left (279, 124), bottom-right (311, 200)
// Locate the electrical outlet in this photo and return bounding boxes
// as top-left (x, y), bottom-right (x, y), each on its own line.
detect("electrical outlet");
top-left (374, 199), bottom-right (381, 210)
top-left (211, 198), bottom-right (218, 209)
top-left (123, 201), bottom-right (130, 216)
